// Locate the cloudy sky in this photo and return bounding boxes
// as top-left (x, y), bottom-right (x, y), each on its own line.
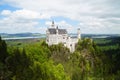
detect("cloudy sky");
top-left (0, 0), bottom-right (120, 34)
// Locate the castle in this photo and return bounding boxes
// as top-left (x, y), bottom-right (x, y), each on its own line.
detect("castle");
top-left (46, 21), bottom-right (81, 52)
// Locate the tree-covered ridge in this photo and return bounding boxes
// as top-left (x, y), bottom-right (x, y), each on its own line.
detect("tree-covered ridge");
top-left (0, 37), bottom-right (70, 80)
top-left (94, 37), bottom-right (120, 79)
top-left (0, 36), bottom-right (120, 80)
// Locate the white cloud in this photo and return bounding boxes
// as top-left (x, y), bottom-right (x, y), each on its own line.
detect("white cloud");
top-left (0, 9), bottom-right (48, 33)
top-left (1, 0), bottom-right (120, 34)
top-left (55, 21), bottom-right (74, 32)
top-left (1, 10), bottom-right (11, 16)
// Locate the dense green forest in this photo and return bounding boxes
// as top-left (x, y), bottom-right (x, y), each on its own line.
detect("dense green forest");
top-left (0, 36), bottom-right (120, 80)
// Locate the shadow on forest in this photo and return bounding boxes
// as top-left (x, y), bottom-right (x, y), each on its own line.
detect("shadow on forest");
top-left (96, 37), bottom-right (120, 46)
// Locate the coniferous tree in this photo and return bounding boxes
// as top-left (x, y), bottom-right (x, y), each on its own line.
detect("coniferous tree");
top-left (0, 36), bottom-right (8, 63)
top-left (0, 36), bottom-right (12, 80)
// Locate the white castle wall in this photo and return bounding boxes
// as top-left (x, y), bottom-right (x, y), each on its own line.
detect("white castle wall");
top-left (46, 22), bottom-right (81, 52)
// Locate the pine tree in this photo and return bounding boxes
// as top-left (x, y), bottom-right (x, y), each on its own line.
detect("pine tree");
top-left (0, 36), bottom-right (8, 63)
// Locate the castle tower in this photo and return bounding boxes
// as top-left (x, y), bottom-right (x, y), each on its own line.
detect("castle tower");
top-left (51, 21), bottom-right (55, 28)
top-left (56, 26), bottom-right (58, 34)
top-left (77, 28), bottom-right (81, 39)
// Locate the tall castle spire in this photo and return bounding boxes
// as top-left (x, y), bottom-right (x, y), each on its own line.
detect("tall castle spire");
top-left (51, 21), bottom-right (55, 27)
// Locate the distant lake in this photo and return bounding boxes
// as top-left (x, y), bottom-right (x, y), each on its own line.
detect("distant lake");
top-left (70, 34), bottom-right (111, 39)
top-left (2, 34), bottom-right (113, 40)
top-left (91, 36), bottom-right (110, 38)
top-left (3, 36), bottom-right (45, 40)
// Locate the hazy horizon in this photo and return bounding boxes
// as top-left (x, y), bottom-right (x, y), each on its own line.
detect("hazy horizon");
top-left (1, 32), bottom-right (120, 35)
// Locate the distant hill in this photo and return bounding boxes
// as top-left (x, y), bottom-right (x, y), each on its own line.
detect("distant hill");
top-left (0, 33), bottom-right (120, 40)
top-left (69, 33), bottom-right (120, 39)
top-left (0, 33), bottom-right (45, 38)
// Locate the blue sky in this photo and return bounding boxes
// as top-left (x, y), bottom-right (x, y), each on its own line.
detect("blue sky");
top-left (0, 0), bottom-right (120, 34)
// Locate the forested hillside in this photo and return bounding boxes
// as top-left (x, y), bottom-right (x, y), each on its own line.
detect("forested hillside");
top-left (0, 36), bottom-right (120, 80)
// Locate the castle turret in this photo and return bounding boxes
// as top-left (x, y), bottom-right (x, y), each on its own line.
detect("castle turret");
top-left (77, 28), bottom-right (81, 39)
top-left (51, 21), bottom-right (55, 28)
top-left (56, 26), bottom-right (58, 34)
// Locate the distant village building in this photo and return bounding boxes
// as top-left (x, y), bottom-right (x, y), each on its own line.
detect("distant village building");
top-left (46, 21), bottom-right (81, 52)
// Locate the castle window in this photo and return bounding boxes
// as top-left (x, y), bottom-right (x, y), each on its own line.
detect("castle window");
top-left (67, 37), bottom-right (68, 39)
top-left (47, 39), bottom-right (49, 42)
top-left (63, 42), bottom-right (66, 44)
top-left (70, 44), bottom-right (72, 46)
